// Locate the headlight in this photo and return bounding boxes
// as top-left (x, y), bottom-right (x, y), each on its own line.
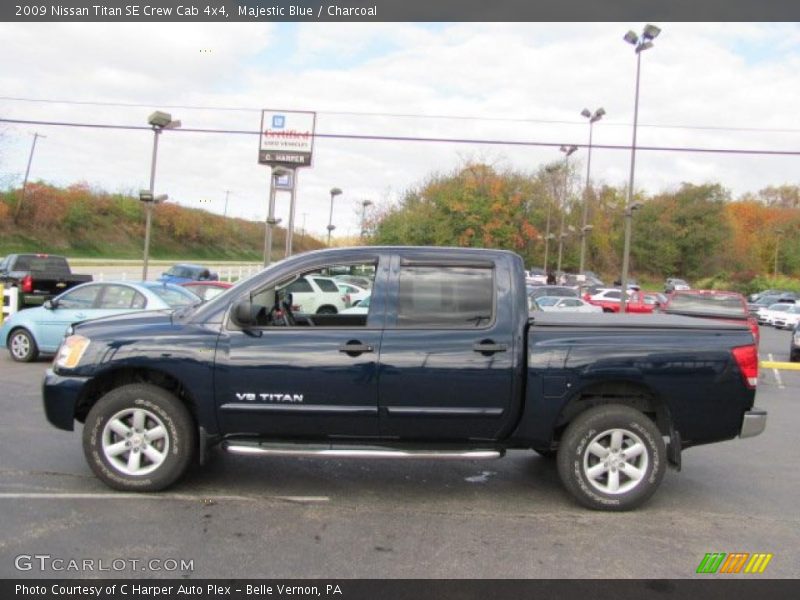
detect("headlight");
top-left (55, 335), bottom-right (91, 369)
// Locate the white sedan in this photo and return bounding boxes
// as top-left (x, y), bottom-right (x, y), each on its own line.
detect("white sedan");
top-left (537, 296), bottom-right (603, 313)
top-left (336, 282), bottom-right (370, 307)
top-left (771, 304), bottom-right (800, 330)
top-left (757, 302), bottom-right (795, 326)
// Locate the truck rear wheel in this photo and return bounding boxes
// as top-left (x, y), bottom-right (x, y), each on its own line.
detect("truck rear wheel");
top-left (82, 384), bottom-right (196, 492)
top-left (556, 404), bottom-right (666, 511)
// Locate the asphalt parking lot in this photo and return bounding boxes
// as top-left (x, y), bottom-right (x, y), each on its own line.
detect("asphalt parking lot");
top-left (0, 326), bottom-right (797, 579)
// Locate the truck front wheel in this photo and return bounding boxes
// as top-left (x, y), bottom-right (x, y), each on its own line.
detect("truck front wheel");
top-left (556, 404), bottom-right (666, 511)
top-left (82, 384), bottom-right (196, 492)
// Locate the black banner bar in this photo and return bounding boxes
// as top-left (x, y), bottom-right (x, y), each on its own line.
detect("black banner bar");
top-left (4, 0), bottom-right (800, 22)
top-left (4, 580), bottom-right (800, 600)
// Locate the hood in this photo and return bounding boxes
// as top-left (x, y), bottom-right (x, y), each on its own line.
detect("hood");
top-left (72, 310), bottom-right (174, 337)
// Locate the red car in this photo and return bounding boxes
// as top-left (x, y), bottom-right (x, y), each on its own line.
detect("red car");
top-left (181, 280), bottom-right (233, 301)
top-left (663, 290), bottom-right (760, 344)
top-left (585, 290), bottom-right (661, 314)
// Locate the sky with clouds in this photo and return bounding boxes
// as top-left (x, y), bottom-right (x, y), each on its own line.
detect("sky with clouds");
top-left (1, 22), bottom-right (799, 239)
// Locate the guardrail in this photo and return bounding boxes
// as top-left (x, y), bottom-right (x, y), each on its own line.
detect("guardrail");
top-left (1, 285), bottom-right (19, 325)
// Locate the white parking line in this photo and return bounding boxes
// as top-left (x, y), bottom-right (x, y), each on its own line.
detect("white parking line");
top-left (768, 353), bottom-right (784, 389)
top-left (0, 492), bottom-right (329, 503)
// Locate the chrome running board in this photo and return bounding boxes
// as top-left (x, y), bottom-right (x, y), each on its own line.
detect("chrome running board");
top-left (223, 442), bottom-right (503, 460)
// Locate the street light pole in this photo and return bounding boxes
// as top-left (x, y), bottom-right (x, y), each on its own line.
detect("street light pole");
top-left (360, 199), bottom-right (373, 240)
top-left (141, 111), bottom-right (180, 281)
top-left (327, 187), bottom-right (342, 246)
top-left (579, 107), bottom-right (605, 273)
top-left (16, 132), bottom-right (46, 222)
top-left (620, 24), bottom-right (660, 313)
top-left (774, 229), bottom-right (785, 278)
top-left (543, 165), bottom-right (560, 272)
top-left (556, 145), bottom-right (578, 277)
top-left (223, 190), bottom-right (231, 218)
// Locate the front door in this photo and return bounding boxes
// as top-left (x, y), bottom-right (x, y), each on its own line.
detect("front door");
top-left (214, 257), bottom-right (385, 439)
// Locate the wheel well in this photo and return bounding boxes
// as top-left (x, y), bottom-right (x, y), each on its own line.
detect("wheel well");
top-left (552, 380), bottom-right (671, 442)
top-left (316, 305), bottom-right (338, 314)
top-left (74, 367), bottom-right (198, 425)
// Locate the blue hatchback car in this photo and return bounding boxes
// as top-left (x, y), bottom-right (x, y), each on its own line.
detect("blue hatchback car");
top-left (157, 264), bottom-right (218, 285)
top-left (0, 281), bottom-right (200, 362)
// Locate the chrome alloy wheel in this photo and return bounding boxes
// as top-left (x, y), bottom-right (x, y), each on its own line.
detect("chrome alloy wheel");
top-left (10, 332), bottom-right (31, 360)
top-left (101, 407), bottom-right (170, 476)
top-left (582, 428), bottom-right (649, 495)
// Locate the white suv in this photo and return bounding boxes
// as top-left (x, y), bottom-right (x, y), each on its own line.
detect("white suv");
top-left (284, 276), bottom-right (348, 314)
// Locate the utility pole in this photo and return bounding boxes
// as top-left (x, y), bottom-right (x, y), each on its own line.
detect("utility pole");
top-left (16, 132), bottom-right (45, 221)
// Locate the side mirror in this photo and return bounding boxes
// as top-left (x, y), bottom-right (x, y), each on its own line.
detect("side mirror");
top-left (44, 299), bottom-right (56, 310)
top-left (232, 297), bottom-right (257, 327)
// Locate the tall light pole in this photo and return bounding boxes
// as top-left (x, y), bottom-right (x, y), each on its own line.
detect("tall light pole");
top-left (142, 111), bottom-right (180, 280)
top-left (556, 145), bottom-right (578, 277)
top-left (327, 187), bottom-right (342, 246)
top-left (360, 199), bottom-right (373, 240)
top-left (774, 229), bottom-right (785, 278)
top-left (301, 212), bottom-right (308, 246)
top-left (543, 165), bottom-right (560, 272)
top-left (579, 107), bottom-right (605, 273)
top-left (620, 24), bottom-right (660, 313)
top-left (223, 190), bottom-right (231, 218)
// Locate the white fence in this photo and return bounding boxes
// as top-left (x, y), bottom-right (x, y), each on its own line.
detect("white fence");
top-left (81, 263), bottom-right (262, 283)
top-left (1, 285), bottom-right (19, 324)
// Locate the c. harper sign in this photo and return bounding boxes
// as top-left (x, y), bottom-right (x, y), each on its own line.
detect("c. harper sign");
top-left (258, 110), bottom-right (316, 167)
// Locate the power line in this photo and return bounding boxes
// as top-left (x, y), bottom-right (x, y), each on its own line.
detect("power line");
top-left (2, 116), bottom-right (800, 157)
top-left (1, 95), bottom-right (799, 135)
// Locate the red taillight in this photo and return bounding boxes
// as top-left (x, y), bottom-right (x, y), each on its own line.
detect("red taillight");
top-left (747, 317), bottom-right (760, 344)
top-left (21, 275), bottom-right (33, 293)
top-left (732, 345), bottom-right (759, 389)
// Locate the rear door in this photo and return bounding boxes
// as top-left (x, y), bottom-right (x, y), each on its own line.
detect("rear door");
top-left (377, 256), bottom-right (516, 441)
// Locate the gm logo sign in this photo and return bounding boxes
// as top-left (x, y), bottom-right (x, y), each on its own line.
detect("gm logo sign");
top-left (272, 115), bottom-right (286, 128)
top-left (696, 552), bottom-right (773, 574)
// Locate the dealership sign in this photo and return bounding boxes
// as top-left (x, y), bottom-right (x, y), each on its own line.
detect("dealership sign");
top-left (258, 110), bottom-right (316, 167)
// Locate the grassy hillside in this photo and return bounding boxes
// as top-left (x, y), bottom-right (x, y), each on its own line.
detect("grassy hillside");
top-left (0, 183), bottom-right (324, 260)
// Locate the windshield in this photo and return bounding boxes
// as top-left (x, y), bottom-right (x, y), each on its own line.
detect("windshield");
top-left (666, 293), bottom-right (744, 316)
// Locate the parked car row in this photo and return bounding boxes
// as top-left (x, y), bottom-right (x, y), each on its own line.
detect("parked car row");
top-left (0, 281), bottom-right (203, 362)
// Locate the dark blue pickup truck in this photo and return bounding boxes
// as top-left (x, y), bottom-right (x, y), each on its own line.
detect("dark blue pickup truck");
top-left (42, 247), bottom-right (766, 510)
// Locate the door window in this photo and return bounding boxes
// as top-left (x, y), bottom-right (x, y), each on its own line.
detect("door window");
top-left (396, 266), bottom-right (494, 328)
top-left (57, 285), bottom-right (101, 309)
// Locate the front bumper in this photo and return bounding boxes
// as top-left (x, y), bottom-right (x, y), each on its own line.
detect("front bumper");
top-left (740, 408), bottom-right (767, 438)
top-left (42, 368), bottom-right (90, 431)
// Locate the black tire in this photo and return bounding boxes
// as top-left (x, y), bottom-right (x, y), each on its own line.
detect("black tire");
top-left (791, 351), bottom-right (799, 363)
top-left (82, 384), bottom-right (196, 492)
top-left (316, 305), bottom-right (338, 315)
top-left (7, 328), bottom-right (39, 362)
top-left (556, 404), bottom-right (666, 511)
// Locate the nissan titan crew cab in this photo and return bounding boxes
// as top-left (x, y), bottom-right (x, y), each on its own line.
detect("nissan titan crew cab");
top-left (42, 247), bottom-right (766, 510)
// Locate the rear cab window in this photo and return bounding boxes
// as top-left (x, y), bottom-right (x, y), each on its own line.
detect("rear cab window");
top-left (396, 265), bottom-right (494, 328)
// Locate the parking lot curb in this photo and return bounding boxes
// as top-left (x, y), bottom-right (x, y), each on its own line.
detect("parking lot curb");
top-left (760, 361), bottom-right (800, 371)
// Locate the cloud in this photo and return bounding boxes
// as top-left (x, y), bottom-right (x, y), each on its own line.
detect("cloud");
top-left (1, 22), bottom-right (799, 241)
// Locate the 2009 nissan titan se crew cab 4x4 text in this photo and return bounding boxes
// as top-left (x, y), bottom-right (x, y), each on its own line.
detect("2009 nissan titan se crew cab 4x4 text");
top-left (42, 247), bottom-right (766, 510)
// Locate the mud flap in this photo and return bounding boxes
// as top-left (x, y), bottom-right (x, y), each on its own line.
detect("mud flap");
top-left (667, 426), bottom-right (681, 471)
